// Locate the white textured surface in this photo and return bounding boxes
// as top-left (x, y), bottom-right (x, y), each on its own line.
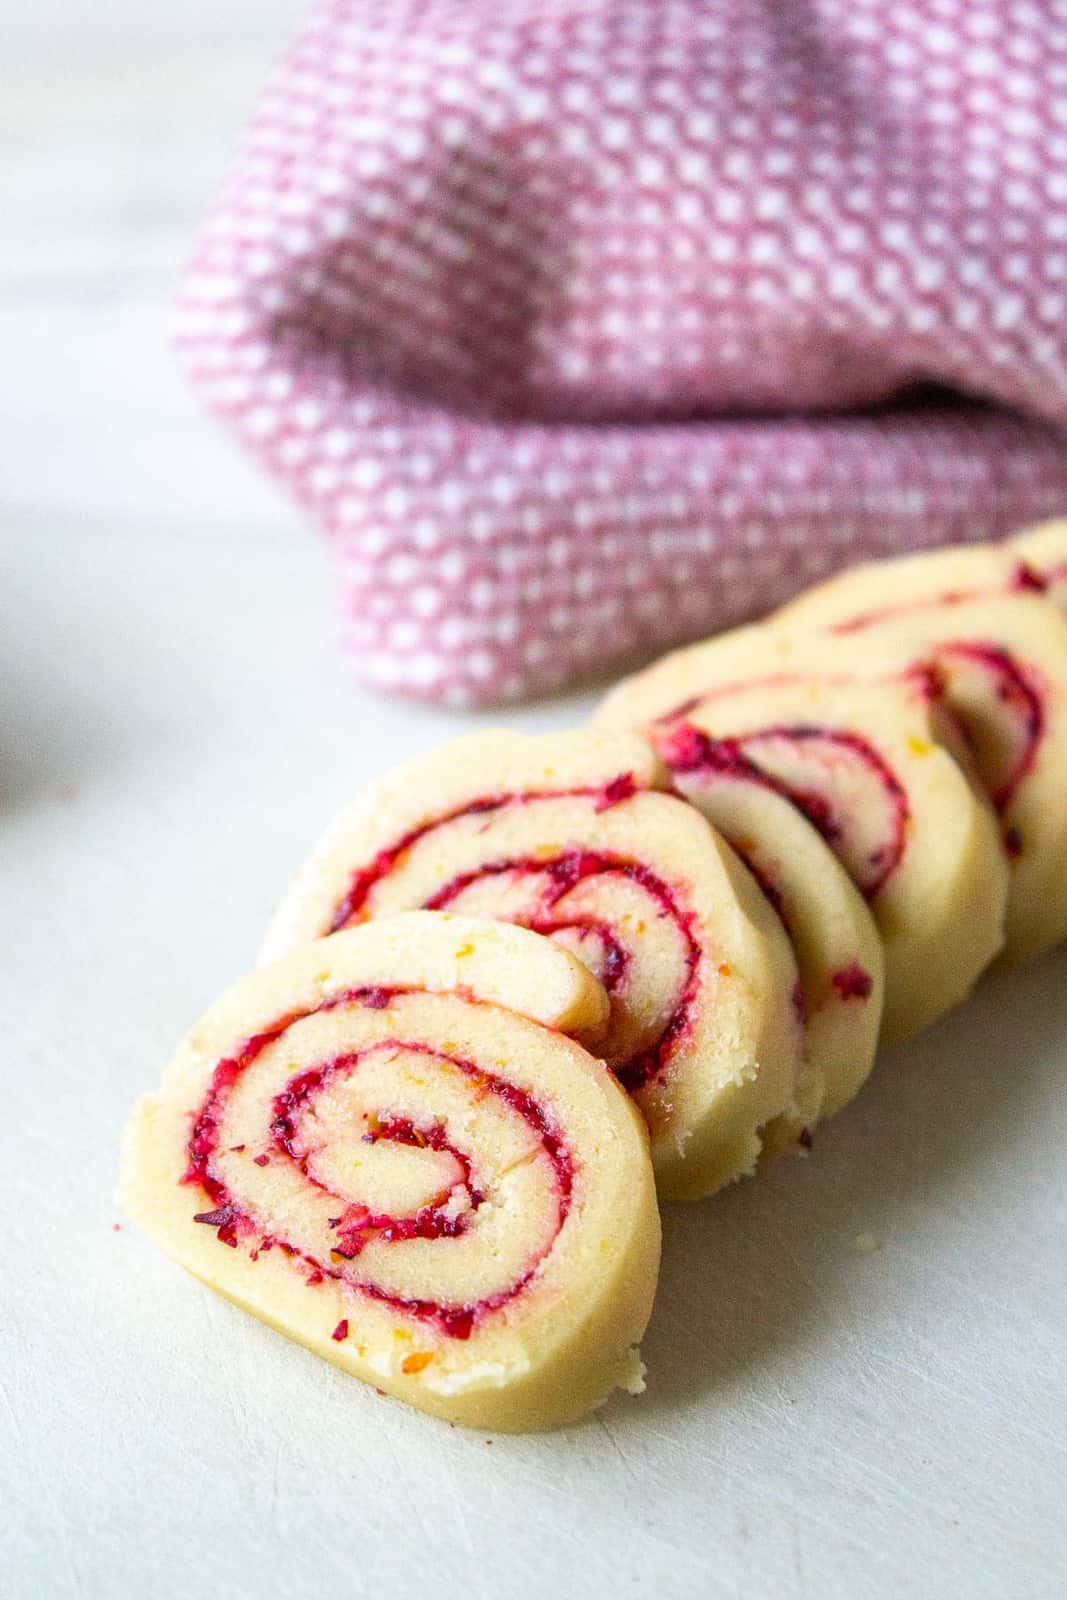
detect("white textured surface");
top-left (2, 5), bottom-right (1066, 1596)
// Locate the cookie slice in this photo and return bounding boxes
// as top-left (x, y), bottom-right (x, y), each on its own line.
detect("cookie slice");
top-left (649, 725), bottom-right (884, 1130)
top-left (596, 633), bottom-right (1008, 1044)
top-left (263, 730), bottom-right (803, 1200)
top-left (778, 546), bottom-right (1067, 962)
top-left (121, 913), bottom-right (660, 1433)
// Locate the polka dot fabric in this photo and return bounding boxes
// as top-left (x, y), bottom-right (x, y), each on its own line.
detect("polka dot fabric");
top-left (177, 0), bottom-right (1067, 706)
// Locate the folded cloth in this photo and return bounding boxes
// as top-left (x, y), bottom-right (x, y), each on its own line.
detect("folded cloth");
top-left (177, 0), bottom-right (1067, 705)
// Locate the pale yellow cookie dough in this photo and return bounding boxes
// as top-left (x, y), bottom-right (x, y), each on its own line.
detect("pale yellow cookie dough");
top-left (121, 913), bottom-right (661, 1433)
top-left (776, 547), bottom-right (1067, 963)
top-left (263, 729), bottom-right (804, 1200)
top-left (775, 542), bottom-right (1027, 631)
top-left (642, 739), bottom-right (885, 1133)
top-left (595, 630), bottom-right (1009, 1044)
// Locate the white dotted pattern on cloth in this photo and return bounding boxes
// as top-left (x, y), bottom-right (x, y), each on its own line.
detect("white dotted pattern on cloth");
top-left (177, 0), bottom-right (1067, 705)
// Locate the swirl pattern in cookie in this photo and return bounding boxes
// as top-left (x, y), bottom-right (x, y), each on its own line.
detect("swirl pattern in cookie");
top-left (650, 723), bottom-right (884, 1130)
top-left (595, 632), bottom-right (1009, 1044)
top-left (121, 913), bottom-right (660, 1432)
top-left (262, 730), bottom-right (803, 1199)
top-left (776, 544), bottom-right (1067, 963)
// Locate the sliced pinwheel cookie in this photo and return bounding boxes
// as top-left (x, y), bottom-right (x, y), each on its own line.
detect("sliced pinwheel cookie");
top-left (595, 630), bottom-right (1009, 1045)
top-left (121, 913), bottom-right (660, 1433)
top-left (778, 544), bottom-right (1067, 963)
top-left (262, 729), bottom-right (804, 1199)
top-left (648, 724), bottom-right (885, 1130)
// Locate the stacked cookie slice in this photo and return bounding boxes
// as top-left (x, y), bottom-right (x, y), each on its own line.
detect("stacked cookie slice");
top-left (122, 521), bottom-right (1067, 1431)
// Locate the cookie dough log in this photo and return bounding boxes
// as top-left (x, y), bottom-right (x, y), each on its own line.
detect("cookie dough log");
top-left (121, 913), bottom-right (661, 1433)
top-left (595, 634), bottom-right (1009, 1046)
top-left (776, 546), bottom-right (1067, 964)
top-left (262, 730), bottom-right (804, 1200)
top-left (1010, 519), bottom-right (1067, 612)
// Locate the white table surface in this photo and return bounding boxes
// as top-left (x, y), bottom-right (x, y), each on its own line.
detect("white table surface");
top-left (3, 6), bottom-right (1066, 1597)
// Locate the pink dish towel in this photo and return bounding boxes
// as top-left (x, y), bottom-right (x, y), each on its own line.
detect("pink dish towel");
top-left (177, 0), bottom-right (1067, 706)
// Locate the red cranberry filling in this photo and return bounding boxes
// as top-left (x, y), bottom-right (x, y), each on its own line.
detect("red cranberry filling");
top-left (831, 963), bottom-right (874, 1001)
top-left (182, 988), bottom-right (575, 1341)
top-left (657, 721), bottom-right (908, 900)
top-left (932, 641), bottom-right (1043, 816)
top-left (277, 1091), bottom-right (485, 1255)
top-left (1012, 562), bottom-right (1047, 593)
top-left (782, 580), bottom-right (1047, 833)
top-left (594, 771), bottom-right (637, 811)
top-left (423, 848), bottom-right (701, 1093)
top-left (327, 775), bottom-right (648, 932)
top-left (651, 728), bottom-right (788, 921)
top-left (323, 779), bottom-right (704, 1094)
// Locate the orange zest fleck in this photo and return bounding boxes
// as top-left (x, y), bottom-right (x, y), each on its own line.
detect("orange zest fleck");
top-left (401, 1351), bottom-right (434, 1375)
